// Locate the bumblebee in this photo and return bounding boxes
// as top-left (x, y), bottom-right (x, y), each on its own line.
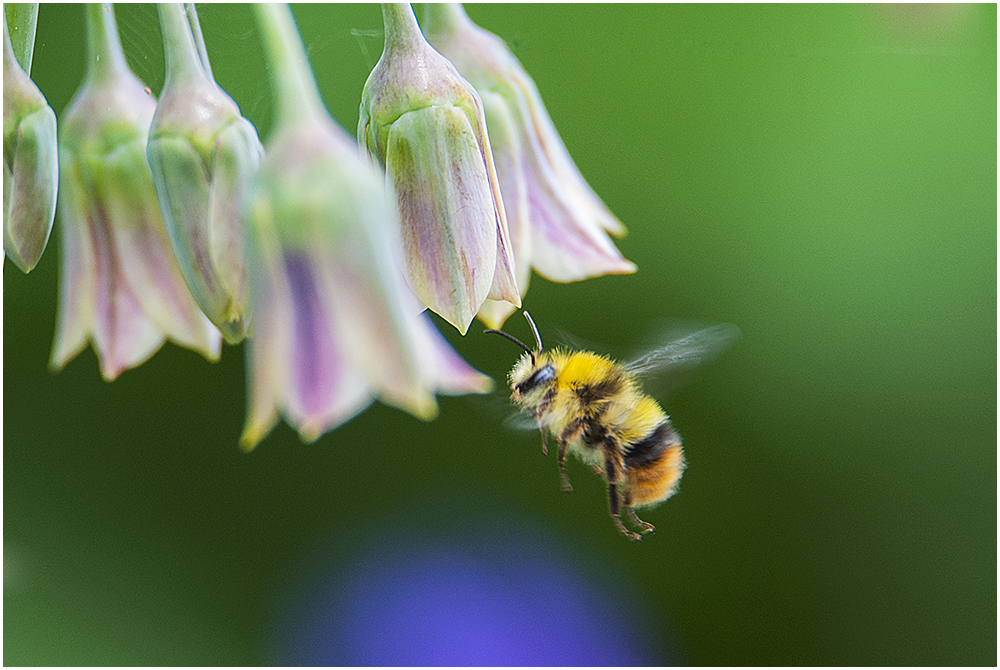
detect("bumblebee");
top-left (486, 312), bottom-right (738, 540)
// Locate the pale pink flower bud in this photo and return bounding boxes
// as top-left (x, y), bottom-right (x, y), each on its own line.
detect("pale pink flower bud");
top-left (147, 2), bottom-right (263, 343)
top-left (50, 3), bottom-right (220, 381)
top-left (359, 3), bottom-right (520, 335)
top-left (3, 10), bottom-right (57, 273)
top-left (422, 3), bottom-right (636, 328)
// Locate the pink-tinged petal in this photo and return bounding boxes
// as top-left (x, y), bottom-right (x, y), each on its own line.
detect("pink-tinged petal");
top-left (242, 3), bottom-right (493, 447)
top-left (480, 93), bottom-right (531, 285)
top-left (422, 4), bottom-right (635, 295)
top-left (49, 157), bottom-right (98, 373)
top-left (486, 198), bottom-right (521, 305)
top-left (91, 265), bottom-right (166, 383)
top-left (386, 106), bottom-right (497, 334)
top-left (520, 141), bottom-right (637, 281)
top-left (80, 172), bottom-right (165, 381)
top-left (240, 202), bottom-right (288, 450)
top-left (409, 313), bottom-right (495, 396)
top-left (240, 294), bottom-right (283, 450)
top-left (467, 86), bottom-right (520, 310)
top-left (102, 140), bottom-right (222, 362)
top-left (477, 91), bottom-right (531, 329)
top-left (281, 252), bottom-right (374, 442)
top-left (514, 71), bottom-right (626, 238)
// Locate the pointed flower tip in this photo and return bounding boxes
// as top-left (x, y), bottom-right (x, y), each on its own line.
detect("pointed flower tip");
top-left (298, 424), bottom-right (322, 445)
top-left (465, 373), bottom-right (495, 395)
top-left (407, 395), bottom-right (440, 422)
top-left (476, 298), bottom-right (518, 331)
top-left (238, 432), bottom-right (260, 453)
top-left (240, 414), bottom-right (276, 452)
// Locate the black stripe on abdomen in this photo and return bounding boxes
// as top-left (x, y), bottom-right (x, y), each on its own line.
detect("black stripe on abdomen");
top-left (624, 420), bottom-right (681, 468)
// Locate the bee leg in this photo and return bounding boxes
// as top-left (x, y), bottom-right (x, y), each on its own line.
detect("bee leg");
top-left (608, 484), bottom-right (642, 541)
top-left (536, 419), bottom-right (548, 455)
top-left (605, 451), bottom-right (641, 541)
top-left (557, 438), bottom-right (573, 493)
top-left (556, 419), bottom-right (585, 494)
top-left (625, 507), bottom-right (656, 535)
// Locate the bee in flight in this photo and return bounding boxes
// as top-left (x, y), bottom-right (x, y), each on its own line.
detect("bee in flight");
top-left (486, 312), bottom-right (739, 540)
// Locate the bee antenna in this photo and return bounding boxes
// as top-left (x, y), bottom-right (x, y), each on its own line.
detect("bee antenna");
top-left (523, 311), bottom-right (543, 353)
top-left (483, 327), bottom-right (536, 364)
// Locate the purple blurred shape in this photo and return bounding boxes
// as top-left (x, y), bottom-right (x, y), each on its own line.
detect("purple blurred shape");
top-left (271, 517), bottom-right (661, 665)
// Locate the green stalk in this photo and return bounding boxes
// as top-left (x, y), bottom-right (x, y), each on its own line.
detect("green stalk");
top-left (4, 3), bottom-right (37, 74)
top-left (380, 3), bottom-right (423, 57)
top-left (252, 3), bottom-right (325, 128)
top-left (185, 3), bottom-right (213, 79)
top-left (157, 2), bottom-right (205, 88)
top-left (419, 2), bottom-right (467, 41)
top-left (84, 3), bottom-right (130, 85)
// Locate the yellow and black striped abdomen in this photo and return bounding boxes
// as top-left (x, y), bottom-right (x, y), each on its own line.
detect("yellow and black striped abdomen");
top-left (623, 420), bottom-right (686, 508)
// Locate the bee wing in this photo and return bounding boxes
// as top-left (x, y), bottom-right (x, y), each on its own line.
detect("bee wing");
top-left (624, 323), bottom-right (741, 392)
top-left (502, 408), bottom-right (541, 432)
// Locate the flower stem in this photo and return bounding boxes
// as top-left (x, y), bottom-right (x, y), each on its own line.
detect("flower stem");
top-left (157, 2), bottom-right (205, 88)
top-left (253, 3), bottom-right (325, 128)
top-left (4, 3), bottom-right (38, 73)
top-left (84, 3), bottom-right (130, 85)
top-left (185, 3), bottom-right (213, 79)
top-left (380, 3), bottom-right (423, 57)
top-left (419, 2), bottom-right (469, 39)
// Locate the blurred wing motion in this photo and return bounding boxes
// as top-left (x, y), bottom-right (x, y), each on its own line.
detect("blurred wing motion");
top-left (503, 407), bottom-right (542, 432)
top-left (624, 323), bottom-right (741, 390)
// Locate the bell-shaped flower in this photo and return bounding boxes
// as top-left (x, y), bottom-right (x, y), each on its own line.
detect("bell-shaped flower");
top-left (422, 3), bottom-right (636, 328)
top-left (50, 3), bottom-right (221, 381)
top-left (359, 3), bottom-right (519, 335)
top-left (3, 10), bottom-right (57, 273)
top-left (242, 3), bottom-right (491, 449)
top-left (147, 3), bottom-right (263, 343)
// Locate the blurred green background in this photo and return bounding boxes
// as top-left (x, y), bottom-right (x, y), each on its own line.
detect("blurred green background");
top-left (4, 3), bottom-right (996, 665)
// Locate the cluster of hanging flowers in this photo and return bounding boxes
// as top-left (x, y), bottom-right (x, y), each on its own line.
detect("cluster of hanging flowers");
top-left (5, 2), bottom-right (634, 447)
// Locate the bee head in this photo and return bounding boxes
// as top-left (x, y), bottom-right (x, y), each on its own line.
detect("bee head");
top-left (485, 312), bottom-right (554, 404)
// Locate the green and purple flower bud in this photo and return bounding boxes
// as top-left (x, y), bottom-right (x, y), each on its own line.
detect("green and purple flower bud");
top-left (359, 3), bottom-right (519, 335)
top-left (3, 8), bottom-right (57, 273)
top-left (242, 4), bottom-right (491, 449)
top-left (147, 3), bottom-right (263, 343)
top-left (422, 3), bottom-right (636, 328)
top-left (50, 3), bottom-right (221, 381)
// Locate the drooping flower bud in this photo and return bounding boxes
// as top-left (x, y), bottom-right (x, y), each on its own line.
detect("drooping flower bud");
top-left (3, 9), bottom-right (57, 273)
top-left (147, 2), bottom-right (263, 343)
top-left (359, 3), bottom-right (519, 335)
top-left (242, 3), bottom-right (491, 449)
top-left (50, 3), bottom-right (220, 381)
top-left (422, 3), bottom-right (636, 328)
